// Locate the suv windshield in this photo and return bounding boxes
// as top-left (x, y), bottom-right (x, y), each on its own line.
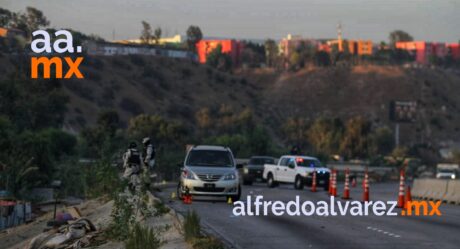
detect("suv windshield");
top-left (296, 158), bottom-right (322, 168)
top-left (249, 158), bottom-right (275, 165)
top-left (186, 150), bottom-right (233, 167)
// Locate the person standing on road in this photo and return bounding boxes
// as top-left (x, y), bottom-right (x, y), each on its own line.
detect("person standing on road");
top-left (123, 142), bottom-right (143, 191)
top-left (142, 137), bottom-right (156, 178)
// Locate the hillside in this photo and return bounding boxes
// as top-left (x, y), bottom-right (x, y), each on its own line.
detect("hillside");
top-left (1, 54), bottom-right (460, 146)
top-left (244, 65), bottom-right (460, 144)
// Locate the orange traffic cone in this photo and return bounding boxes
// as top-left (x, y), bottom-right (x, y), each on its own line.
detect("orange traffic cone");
top-left (362, 168), bottom-right (370, 202)
top-left (311, 171), bottom-right (317, 192)
top-left (183, 189), bottom-right (192, 204)
top-left (403, 186), bottom-right (412, 209)
top-left (331, 170), bottom-right (337, 197)
top-left (184, 194), bottom-right (192, 204)
top-left (342, 168), bottom-right (350, 199)
top-left (397, 170), bottom-right (405, 208)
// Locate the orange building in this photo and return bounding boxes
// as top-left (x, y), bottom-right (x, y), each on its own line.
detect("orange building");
top-left (396, 41), bottom-right (450, 64)
top-left (196, 39), bottom-right (243, 65)
top-left (447, 43), bottom-right (460, 60)
top-left (347, 40), bottom-right (373, 55)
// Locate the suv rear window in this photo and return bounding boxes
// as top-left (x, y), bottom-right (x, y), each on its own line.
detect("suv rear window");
top-left (186, 150), bottom-right (233, 167)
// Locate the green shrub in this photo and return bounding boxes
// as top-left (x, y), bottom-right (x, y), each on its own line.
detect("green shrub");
top-left (184, 210), bottom-right (201, 242)
top-left (191, 237), bottom-right (224, 249)
top-left (125, 223), bottom-right (162, 249)
top-left (153, 201), bottom-right (170, 216)
top-left (106, 195), bottom-right (135, 240)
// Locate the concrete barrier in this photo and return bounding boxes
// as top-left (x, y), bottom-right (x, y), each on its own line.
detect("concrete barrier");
top-left (443, 180), bottom-right (460, 204)
top-left (411, 178), bottom-right (460, 204)
top-left (424, 179), bottom-right (449, 201)
top-left (411, 178), bottom-right (427, 198)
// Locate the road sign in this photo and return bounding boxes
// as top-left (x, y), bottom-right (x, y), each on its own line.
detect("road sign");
top-left (390, 101), bottom-right (417, 122)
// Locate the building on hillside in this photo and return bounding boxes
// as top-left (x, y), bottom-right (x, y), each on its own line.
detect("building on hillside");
top-left (396, 41), bottom-right (449, 64)
top-left (195, 39), bottom-right (243, 65)
top-left (114, 34), bottom-right (183, 46)
top-left (347, 40), bottom-right (373, 55)
top-left (326, 39), bottom-right (373, 55)
top-left (0, 27), bottom-right (26, 38)
top-left (84, 41), bottom-right (196, 60)
top-left (278, 34), bottom-right (323, 58)
top-left (447, 43), bottom-right (460, 60)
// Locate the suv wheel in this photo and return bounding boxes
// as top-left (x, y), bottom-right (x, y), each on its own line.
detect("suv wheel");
top-left (294, 175), bottom-right (304, 190)
top-left (176, 182), bottom-right (184, 200)
top-left (267, 173), bottom-right (277, 188)
top-left (229, 185), bottom-right (241, 202)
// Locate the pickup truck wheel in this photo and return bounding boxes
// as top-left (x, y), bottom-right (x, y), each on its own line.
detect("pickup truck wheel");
top-left (267, 173), bottom-right (277, 188)
top-left (294, 176), bottom-right (304, 190)
top-left (324, 181), bottom-right (330, 191)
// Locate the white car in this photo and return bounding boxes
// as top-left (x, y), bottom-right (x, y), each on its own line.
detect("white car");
top-left (262, 155), bottom-right (330, 190)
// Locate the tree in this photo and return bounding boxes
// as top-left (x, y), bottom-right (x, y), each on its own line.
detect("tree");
top-left (25, 7), bottom-right (49, 31)
top-left (96, 110), bottom-right (120, 137)
top-left (389, 30), bottom-right (413, 47)
top-left (264, 39), bottom-right (278, 67)
top-left (153, 27), bottom-right (162, 45)
top-left (370, 126), bottom-right (394, 156)
top-left (186, 25), bottom-right (203, 51)
top-left (283, 117), bottom-right (309, 149)
top-left (289, 51), bottom-right (301, 70)
top-left (241, 41), bottom-right (265, 67)
top-left (307, 118), bottom-right (344, 156)
top-left (206, 44), bottom-right (232, 71)
top-left (140, 21), bottom-right (153, 44)
top-left (314, 51), bottom-right (331, 67)
top-left (339, 116), bottom-right (372, 159)
top-left (0, 7), bottom-right (49, 38)
top-left (0, 8), bottom-right (13, 27)
top-left (195, 107), bottom-right (211, 129)
top-left (248, 126), bottom-right (271, 155)
top-left (128, 114), bottom-right (187, 146)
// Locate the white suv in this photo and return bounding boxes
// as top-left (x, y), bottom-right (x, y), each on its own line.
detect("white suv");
top-left (177, 145), bottom-right (241, 201)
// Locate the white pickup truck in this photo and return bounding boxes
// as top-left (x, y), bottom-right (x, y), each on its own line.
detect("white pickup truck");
top-left (262, 155), bottom-right (330, 190)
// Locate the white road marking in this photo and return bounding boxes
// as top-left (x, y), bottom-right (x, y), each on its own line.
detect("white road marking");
top-left (367, 226), bottom-right (401, 238)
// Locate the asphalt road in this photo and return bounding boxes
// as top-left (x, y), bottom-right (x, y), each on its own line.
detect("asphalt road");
top-left (154, 181), bottom-right (460, 249)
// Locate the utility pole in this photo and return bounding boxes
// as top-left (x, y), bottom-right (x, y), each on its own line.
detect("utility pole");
top-left (337, 22), bottom-right (343, 52)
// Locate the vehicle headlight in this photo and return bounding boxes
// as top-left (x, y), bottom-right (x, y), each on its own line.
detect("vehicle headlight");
top-left (224, 173), bottom-right (236, 180)
top-left (243, 168), bottom-right (249, 174)
top-left (452, 175), bottom-right (456, 179)
top-left (183, 170), bottom-right (197, 180)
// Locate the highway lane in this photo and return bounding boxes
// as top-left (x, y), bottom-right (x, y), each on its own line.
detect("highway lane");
top-left (154, 182), bottom-right (460, 249)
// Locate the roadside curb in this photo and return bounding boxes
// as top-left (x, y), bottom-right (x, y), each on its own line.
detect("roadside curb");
top-left (147, 190), bottom-right (242, 249)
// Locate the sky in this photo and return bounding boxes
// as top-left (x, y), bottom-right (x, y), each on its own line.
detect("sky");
top-left (2, 0), bottom-right (459, 43)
